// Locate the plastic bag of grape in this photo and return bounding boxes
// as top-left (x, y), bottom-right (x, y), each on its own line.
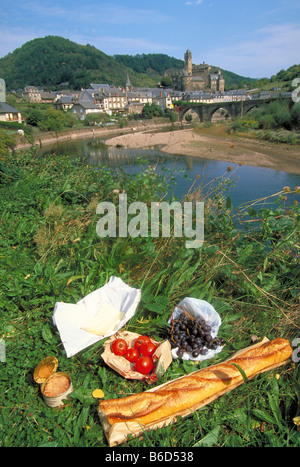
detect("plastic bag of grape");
top-left (167, 297), bottom-right (225, 361)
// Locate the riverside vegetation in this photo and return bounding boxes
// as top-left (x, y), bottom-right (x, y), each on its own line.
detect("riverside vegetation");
top-left (0, 146), bottom-right (299, 447)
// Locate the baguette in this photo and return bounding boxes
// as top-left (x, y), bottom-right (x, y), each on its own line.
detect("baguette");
top-left (99, 338), bottom-right (292, 435)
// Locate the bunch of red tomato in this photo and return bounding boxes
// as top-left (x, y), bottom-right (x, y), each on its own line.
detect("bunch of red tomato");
top-left (111, 334), bottom-right (157, 375)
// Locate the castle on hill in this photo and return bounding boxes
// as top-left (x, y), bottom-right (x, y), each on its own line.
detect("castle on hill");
top-left (165, 49), bottom-right (225, 93)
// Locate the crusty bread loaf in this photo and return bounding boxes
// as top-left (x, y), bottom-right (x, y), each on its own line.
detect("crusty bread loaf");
top-left (99, 338), bottom-right (292, 432)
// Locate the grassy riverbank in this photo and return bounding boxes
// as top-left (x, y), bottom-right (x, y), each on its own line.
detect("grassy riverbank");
top-left (0, 148), bottom-right (299, 447)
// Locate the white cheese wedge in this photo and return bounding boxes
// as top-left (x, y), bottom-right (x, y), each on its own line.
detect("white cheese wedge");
top-left (81, 303), bottom-right (124, 336)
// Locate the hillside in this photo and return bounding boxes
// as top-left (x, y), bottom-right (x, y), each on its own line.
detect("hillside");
top-left (254, 64), bottom-right (300, 92)
top-left (0, 36), bottom-right (298, 93)
top-left (0, 36), bottom-right (159, 90)
top-left (114, 53), bottom-right (184, 75)
top-left (0, 36), bottom-right (257, 92)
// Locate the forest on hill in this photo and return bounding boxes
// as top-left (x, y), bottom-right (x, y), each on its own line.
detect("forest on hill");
top-left (0, 35), bottom-right (256, 91)
top-left (0, 36), bottom-right (158, 90)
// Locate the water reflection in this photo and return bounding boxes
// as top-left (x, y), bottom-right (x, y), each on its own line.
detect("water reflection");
top-left (38, 136), bottom-right (300, 207)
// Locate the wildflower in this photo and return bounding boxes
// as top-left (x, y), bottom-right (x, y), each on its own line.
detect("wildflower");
top-left (92, 389), bottom-right (104, 398)
top-left (24, 274), bottom-right (31, 279)
top-left (293, 416), bottom-right (300, 426)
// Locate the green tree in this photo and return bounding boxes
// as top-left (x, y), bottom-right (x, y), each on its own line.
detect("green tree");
top-left (84, 112), bottom-right (110, 126)
top-left (165, 108), bottom-right (178, 123)
top-left (160, 76), bottom-right (172, 87)
top-left (142, 103), bottom-right (164, 119)
top-left (25, 108), bottom-right (45, 127)
top-left (38, 108), bottom-right (65, 134)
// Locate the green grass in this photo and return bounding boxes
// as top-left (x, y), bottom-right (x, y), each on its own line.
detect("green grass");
top-left (0, 148), bottom-right (299, 447)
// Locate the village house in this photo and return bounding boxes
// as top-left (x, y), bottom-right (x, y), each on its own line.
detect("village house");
top-left (124, 101), bottom-right (144, 115)
top-left (40, 91), bottom-right (56, 104)
top-left (89, 84), bottom-right (127, 114)
top-left (54, 95), bottom-right (77, 111)
top-left (0, 102), bottom-right (22, 123)
top-left (22, 85), bottom-right (42, 102)
top-left (126, 89), bottom-right (152, 106)
top-left (71, 101), bottom-right (103, 120)
top-left (151, 89), bottom-right (173, 110)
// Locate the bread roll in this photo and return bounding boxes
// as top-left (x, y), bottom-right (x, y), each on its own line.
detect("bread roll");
top-left (99, 338), bottom-right (292, 430)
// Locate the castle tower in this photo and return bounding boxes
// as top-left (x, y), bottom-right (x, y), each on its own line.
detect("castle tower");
top-left (218, 75), bottom-right (225, 93)
top-left (184, 49), bottom-right (192, 76)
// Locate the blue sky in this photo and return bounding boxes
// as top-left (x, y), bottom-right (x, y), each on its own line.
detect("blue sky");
top-left (0, 0), bottom-right (299, 78)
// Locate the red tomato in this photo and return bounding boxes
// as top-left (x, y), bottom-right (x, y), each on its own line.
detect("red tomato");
top-left (135, 356), bottom-right (154, 375)
top-left (125, 347), bottom-right (139, 363)
top-left (111, 338), bottom-right (128, 356)
top-left (140, 342), bottom-right (157, 357)
top-left (134, 335), bottom-right (151, 351)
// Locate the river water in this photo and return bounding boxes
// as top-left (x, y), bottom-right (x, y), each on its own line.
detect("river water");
top-left (38, 135), bottom-right (300, 209)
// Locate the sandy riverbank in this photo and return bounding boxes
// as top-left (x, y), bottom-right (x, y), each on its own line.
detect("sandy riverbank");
top-left (105, 126), bottom-right (300, 175)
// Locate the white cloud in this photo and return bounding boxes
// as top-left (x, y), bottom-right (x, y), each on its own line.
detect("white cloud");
top-left (201, 23), bottom-right (300, 77)
top-left (185, 1), bottom-right (203, 5)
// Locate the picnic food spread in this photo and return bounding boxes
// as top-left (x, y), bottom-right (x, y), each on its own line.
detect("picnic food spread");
top-left (98, 337), bottom-right (292, 446)
top-left (48, 282), bottom-right (294, 446)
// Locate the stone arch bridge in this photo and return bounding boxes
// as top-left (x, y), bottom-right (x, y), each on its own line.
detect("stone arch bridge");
top-left (178, 96), bottom-right (290, 124)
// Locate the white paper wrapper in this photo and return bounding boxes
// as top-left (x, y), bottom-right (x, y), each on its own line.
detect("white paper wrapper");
top-left (169, 297), bottom-right (223, 362)
top-left (53, 276), bottom-right (141, 357)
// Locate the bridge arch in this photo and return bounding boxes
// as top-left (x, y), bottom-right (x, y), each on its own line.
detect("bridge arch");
top-left (206, 103), bottom-right (235, 122)
top-left (243, 101), bottom-right (265, 115)
top-left (179, 106), bottom-right (204, 123)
